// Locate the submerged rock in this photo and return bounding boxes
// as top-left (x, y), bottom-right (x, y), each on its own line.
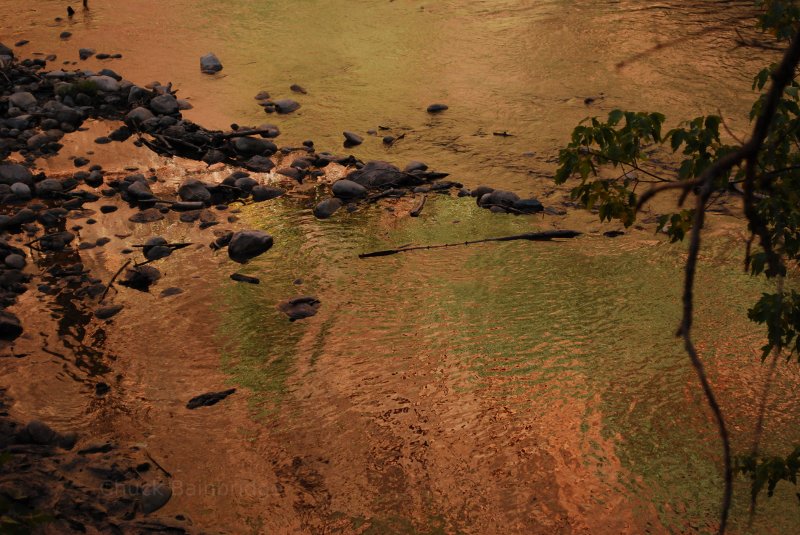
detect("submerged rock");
top-left (273, 99), bottom-right (300, 114)
top-left (331, 179), bottom-right (367, 200)
top-left (343, 131), bottom-right (363, 146)
top-left (251, 185), bottom-right (285, 202)
top-left (313, 198), bottom-right (342, 219)
top-left (277, 296), bottom-right (321, 321)
top-left (228, 230), bottom-right (273, 263)
top-left (186, 388), bottom-right (236, 409)
top-left (346, 161), bottom-right (416, 189)
top-left (95, 304), bottom-right (124, 320)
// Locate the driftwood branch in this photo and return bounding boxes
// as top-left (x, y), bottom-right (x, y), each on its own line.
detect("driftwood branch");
top-left (359, 230), bottom-right (580, 258)
top-left (409, 195), bottom-right (426, 217)
top-left (100, 259), bottom-right (131, 303)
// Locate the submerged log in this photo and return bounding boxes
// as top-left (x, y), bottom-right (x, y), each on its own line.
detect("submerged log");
top-left (358, 230), bottom-right (581, 258)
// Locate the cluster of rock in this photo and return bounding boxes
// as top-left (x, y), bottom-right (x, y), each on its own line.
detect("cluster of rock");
top-left (0, 397), bottom-right (183, 532)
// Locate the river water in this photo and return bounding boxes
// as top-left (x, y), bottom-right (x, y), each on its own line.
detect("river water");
top-left (2, 0), bottom-right (800, 533)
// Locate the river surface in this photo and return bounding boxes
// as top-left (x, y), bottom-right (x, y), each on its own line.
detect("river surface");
top-left (2, 1), bottom-right (800, 533)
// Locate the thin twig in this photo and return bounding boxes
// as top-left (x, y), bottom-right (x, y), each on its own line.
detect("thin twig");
top-left (99, 259), bottom-right (131, 303)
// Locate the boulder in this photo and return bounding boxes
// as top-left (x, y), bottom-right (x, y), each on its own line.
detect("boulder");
top-left (0, 164), bottom-right (33, 186)
top-left (9, 91), bottom-right (37, 110)
top-left (88, 75), bottom-right (120, 92)
top-left (178, 179), bottom-right (211, 203)
top-left (126, 106), bottom-right (155, 125)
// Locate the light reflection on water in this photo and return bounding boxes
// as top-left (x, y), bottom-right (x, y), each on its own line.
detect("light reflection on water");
top-left (1, 0), bottom-right (798, 532)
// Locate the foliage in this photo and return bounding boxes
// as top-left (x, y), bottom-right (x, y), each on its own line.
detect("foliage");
top-left (736, 446), bottom-right (800, 501)
top-left (553, 0), bottom-right (800, 523)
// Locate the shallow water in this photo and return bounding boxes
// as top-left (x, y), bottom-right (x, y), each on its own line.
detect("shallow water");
top-left (2, 1), bottom-right (800, 533)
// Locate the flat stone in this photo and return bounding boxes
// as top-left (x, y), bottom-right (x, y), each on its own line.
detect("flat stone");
top-left (95, 305), bottom-right (123, 320)
top-left (228, 230), bottom-right (274, 263)
top-left (273, 99), bottom-right (301, 114)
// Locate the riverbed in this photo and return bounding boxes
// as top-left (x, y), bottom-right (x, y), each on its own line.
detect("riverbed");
top-left (1, 1), bottom-right (799, 533)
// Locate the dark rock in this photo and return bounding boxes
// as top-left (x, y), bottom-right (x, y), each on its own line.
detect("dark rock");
top-left (478, 190), bottom-right (520, 209)
top-left (149, 94), bottom-right (179, 115)
top-left (171, 201), bottom-right (205, 212)
top-left (228, 230), bottom-right (274, 263)
top-left (200, 52), bottom-right (223, 74)
top-left (79, 48), bottom-right (95, 60)
top-left (126, 180), bottom-right (154, 201)
top-left (100, 205), bottom-right (117, 214)
top-left (0, 164), bottom-right (33, 186)
top-left (143, 237), bottom-right (171, 261)
top-left (129, 208), bottom-right (164, 223)
top-left (346, 161), bottom-right (416, 189)
top-left (251, 185), bottom-right (285, 202)
top-left (230, 273), bottom-right (260, 284)
top-left (108, 125), bottom-right (132, 141)
top-left (9, 92), bottom-right (37, 110)
top-left (290, 84), bottom-right (307, 94)
top-left (95, 305), bottom-right (123, 320)
top-left (186, 388), bottom-right (236, 409)
top-left (244, 155), bottom-right (275, 173)
top-left (160, 287), bottom-right (183, 297)
top-left (10, 182), bottom-right (31, 200)
top-left (604, 230), bottom-right (625, 238)
top-left (273, 99), bottom-right (300, 114)
top-left (26, 420), bottom-right (57, 445)
top-left (427, 103), bottom-right (449, 113)
top-left (94, 136), bottom-right (111, 144)
top-left (119, 265), bottom-right (161, 291)
top-left (0, 310), bottom-right (23, 340)
top-left (513, 198), bottom-right (544, 214)
top-left (404, 161), bottom-right (428, 173)
top-left (178, 179), bottom-right (211, 203)
top-left (343, 131), bottom-right (363, 146)
top-left (313, 198), bottom-right (342, 219)
top-left (332, 179), bottom-right (367, 200)
top-left (277, 296), bottom-right (321, 321)
top-left (470, 185), bottom-right (494, 198)
top-left (382, 135), bottom-right (395, 145)
top-left (233, 137), bottom-right (274, 156)
top-left (141, 483), bottom-right (172, 514)
top-left (5, 254), bottom-right (25, 270)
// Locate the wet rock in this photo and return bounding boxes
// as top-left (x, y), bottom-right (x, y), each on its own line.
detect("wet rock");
top-left (0, 164), bottom-right (33, 186)
top-left (404, 161), bottom-right (428, 173)
top-left (346, 161), bottom-right (415, 189)
top-left (244, 155), bottom-right (275, 173)
top-left (230, 273), bottom-right (260, 284)
top-left (125, 106), bottom-right (155, 125)
top-left (129, 208), bottom-right (164, 223)
top-left (9, 92), bottom-right (37, 111)
top-left (95, 237), bottom-right (111, 246)
top-left (313, 198), bottom-right (342, 219)
top-left (234, 176), bottom-right (258, 192)
top-left (228, 230), bottom-right (274, 263)
top-left (513, 198), bottom-right (544, 214)
top-left (99, 205), bottom-right (117, 214)
top-left (382, 135), bottom-right (395, 145)
top-left (273, 99), bottom-right (300, 114)
top-left (0, 310), bottom-right (22, 340)
top-left (89, 75), bottom-right (120, 92)
top-left (171, 201), bottom-right (204, 212)
top-left (233, 137), bottom-right (274, 156)
top-left (470, 185), bottom-right (494, 198)
top-left (251, 185), bottom-right (285, 202)
top-left (143, 237), bottom-right (172, 261)
top-left (4, 254), bottom-right (25, 270)
top-left (40, 231), bottom-right (75, 251)
top-left (94, 136), bottom-right (111, 144)
top-left (95, 305), bottom-right (123, 320)
top-left (478, 189), bottom-right (519, 209)
top-left (79, 47), bottom-right (95, 60)
top-left (258, 123), bottom-right (280, 138)
top-left (26, 420), bottom-right (57, 445)
top-left (10, 182), bottom-right (31, 200)
top-left (200, 52), bottom-right (223, 74)
top-left (160, 287), bottom-right (183, 297)
top-left (141, 483), bottom-right (172, 514)
top-left (108, 125), bottom-right (132, 141)
top-left (177, 179), bottom-right (211, 203)
top-left (427, 103), bottom-right (449, 113)
top-left (186, 388), bottom-right (236, 409)
top-left (343, 131), bottom-right (363, 146)
top-left (149, 94), bottom-right (178, 115)
top-left (119, 265), bottom-right (161, 291)
top-left (126, 180), bottom-right (154, 201)
top-left (277, 296), bottom-right (321, 321)
top-left (332, 179), bottom-right (367, 200)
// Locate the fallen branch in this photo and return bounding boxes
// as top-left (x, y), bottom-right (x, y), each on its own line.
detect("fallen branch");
top-left (100, 259), bottom-right (131, 303)
top-left (410, 195), bottom-right (426, 217)
top-left (359, 230), bottom-right (580, 258)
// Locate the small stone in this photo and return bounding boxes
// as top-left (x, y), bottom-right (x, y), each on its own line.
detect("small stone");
top-left (79, 48), bottom-right (95, 60)
top-left (230, 273), bottom-right (260, 284)
top-left (141, 483), bottom-right (172, 514)
top-left (228, 230), bottom-right (274, 263)
top-left (343, 131), bottom-right (363, 146)
top-left (4, 254), bottom-right (25, 269)
top-left (313, 198), bottom-right (342, 219)
top-left (273, 99), bottom-right (301, 114)
top-left (277, 296), bottom-right (321, 321)
top-left (187, 388), bottom-right (236, 409)
top-left (200, 52), bottom-right (223, 74)
top-left (427, 103), bottom-right (449, 113)
top-left (95, 305), bottom-right (123, 320)
top-left (290, 84), bottom-right (307, 94)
